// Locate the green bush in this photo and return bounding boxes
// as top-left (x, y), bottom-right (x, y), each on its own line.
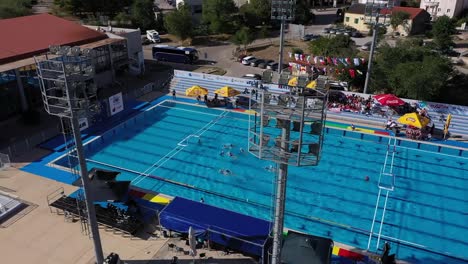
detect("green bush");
top-left (0, 0), bottom-right (33, 19)
top-left (291, 48), bottom-right (304, 54)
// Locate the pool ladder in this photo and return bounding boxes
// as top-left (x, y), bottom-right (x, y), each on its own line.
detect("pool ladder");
top-left (367, 136), bottom-right (397, 252)
top-left (133, 111), bottom-right (228, 185)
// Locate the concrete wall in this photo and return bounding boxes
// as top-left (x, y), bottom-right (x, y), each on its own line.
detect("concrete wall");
top-left (119, 29), bottom-right (144, 75)
top-left (344, 13), bottom-right (369, 32)
top-left (420, 0), bottom-right (468, 19)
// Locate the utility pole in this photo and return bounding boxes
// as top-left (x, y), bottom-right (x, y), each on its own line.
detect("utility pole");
top-left (363, 14), bottom-right (380, 94)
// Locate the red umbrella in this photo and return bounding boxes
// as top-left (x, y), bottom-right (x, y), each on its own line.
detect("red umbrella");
top-left (373, 94), bottom-right (405, 106)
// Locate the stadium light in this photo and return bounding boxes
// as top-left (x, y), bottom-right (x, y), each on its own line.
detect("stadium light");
top-left (35, 46), bottom-right (104, 264)
top-left (248, 79), bottom-right (328, 264)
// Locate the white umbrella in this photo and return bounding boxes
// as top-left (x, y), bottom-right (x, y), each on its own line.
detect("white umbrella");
top-left (188, 226), bottom-right (197, 257)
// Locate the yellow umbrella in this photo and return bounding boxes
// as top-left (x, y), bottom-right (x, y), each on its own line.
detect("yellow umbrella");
top-left (185, 85), bottom-right (208, 97)
top-left (397, 113), bottom-right (430, 129)
top-left (288, 77), bottom-right (298, 86)
top-left (306, 80), bottom-right (317, 89)
top-left (214, 86), bottom-right (240, 97)
top-left (444, 114), bottom-right (452, 137)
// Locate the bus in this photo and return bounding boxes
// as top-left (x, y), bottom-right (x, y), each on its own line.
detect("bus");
top-left (152, 45), bottom-right (199, 64)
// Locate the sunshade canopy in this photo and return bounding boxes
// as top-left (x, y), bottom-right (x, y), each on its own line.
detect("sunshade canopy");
top-left (397, 112), bottom-right (430, 128)
top-left (306, 80), bottom-right (317, 89)
top-left (214, 86), bottom-right (240, 97)
top-left (374, 94), bottom-right (405, 106)
top-left (185, 85), bottom-right (208, 97)
top-left (288, 77), bottom-right (298, 86)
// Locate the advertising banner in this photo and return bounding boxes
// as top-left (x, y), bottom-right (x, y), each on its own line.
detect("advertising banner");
top-left (109, 92), bottom-right (124, 116)
top-left (78, 117), bottom-right (88, 131)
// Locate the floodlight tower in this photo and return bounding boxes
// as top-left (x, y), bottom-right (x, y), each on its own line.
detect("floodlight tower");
top-left (35, 46), bottom-right (104, 264)
top-left (248, 74), bottom-right (328, 264)
top-left (363, 0), bottom-right (393, 94)
top-left (271, 0), bottom-right (296, 73)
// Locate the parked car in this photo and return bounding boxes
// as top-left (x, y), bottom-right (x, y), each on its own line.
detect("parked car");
top-left (242, 74), bottom-right (262, 80)
top-left (322, 27), bottom-right (332, 34)
top-left (302, 34), bottom-right (321, 41)
top-left (338, 29), bottom-right (346, 35)
top-left (237, 54), bottom-right (247, 62)
top-left (242, 56), bottom-right (256, 65)
top-left (269, 63), bottom-right (288, 71)
top-left (266, 60), bottom-right (277, 70)
top-left (258, 60), bottom-right (274, 69)
top-left (360, 41), bottom-right (372, 51)
top-left (329, 29), bottom-right (337, 34)
top-left (251, 59), bottom-right (265, 67)
top-left (351, 31), bottom-right (363, 38)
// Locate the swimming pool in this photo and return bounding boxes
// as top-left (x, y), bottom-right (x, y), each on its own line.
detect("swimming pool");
top-left (57, 100), bottom-right (467, 263)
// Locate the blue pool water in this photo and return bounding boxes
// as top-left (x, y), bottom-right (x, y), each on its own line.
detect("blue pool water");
top-left (66, 101), bottom-right (467, 263)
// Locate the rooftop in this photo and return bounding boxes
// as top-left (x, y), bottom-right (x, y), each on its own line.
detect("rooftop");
top-left (346, 4), bottom-right (426, 19)
top-left (0, 14), bottom-right (107, 64)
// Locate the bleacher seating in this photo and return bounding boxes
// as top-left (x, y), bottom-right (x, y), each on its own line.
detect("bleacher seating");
top-left (50, 196), bottom-right (142, 235)
top-left (169, 76), bottom-right (468, 137)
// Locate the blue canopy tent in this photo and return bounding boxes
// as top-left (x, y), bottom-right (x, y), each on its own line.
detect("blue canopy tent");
top-left (159, 197), bottom-right (272, 262)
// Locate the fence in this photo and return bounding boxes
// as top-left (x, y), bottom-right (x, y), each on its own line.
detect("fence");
top-left (0, 152), bottom-right (10, 170)
top-left (124, 75), bottom-right (173, 101)
top-left (0, 126), bottom-right (60, 160)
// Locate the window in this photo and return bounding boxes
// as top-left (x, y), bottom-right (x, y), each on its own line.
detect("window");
top-left (345, 17), bottom-right (349, 22)
top-left (447, 9), bottom-right (450, 13)
top-left (354, 18), bottom-right (359, 24)
top-left (438, 8), bottom-right (441, 11)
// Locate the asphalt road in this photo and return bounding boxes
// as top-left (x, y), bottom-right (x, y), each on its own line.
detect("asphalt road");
top-left (143, 7), bottom-right (372, 78)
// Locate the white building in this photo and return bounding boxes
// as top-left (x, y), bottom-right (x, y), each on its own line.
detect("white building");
top-left (356, 0), bottom-right (401, 6)
top-left (420, 0), bottom-right (468, 20)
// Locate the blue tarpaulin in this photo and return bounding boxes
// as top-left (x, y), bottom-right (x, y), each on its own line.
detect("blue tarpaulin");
top-left (159, 197), bottom-right (272, 258)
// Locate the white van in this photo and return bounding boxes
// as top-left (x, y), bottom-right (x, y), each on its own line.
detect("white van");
top-left (146, 30), bottom-right (161, 43)
top-left (241, 56), bottom-right (256, 65)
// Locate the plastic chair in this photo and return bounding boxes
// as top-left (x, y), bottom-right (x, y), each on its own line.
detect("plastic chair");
top-left (168, 243), bottom-right (175, 251)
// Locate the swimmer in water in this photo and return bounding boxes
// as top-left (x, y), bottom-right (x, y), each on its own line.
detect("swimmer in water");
top-left (219, 169), bottom-right (232, 176)
top-left (239, 147), bottom-right (245, 153)
top-left (228, 151), bottom-right (234, 157)
top-left (220, 151), bottom-right (225, 156)
top-left (264, 165), bottom-right (276, 172)
top-left (364, 176), bottom-right (370, 181)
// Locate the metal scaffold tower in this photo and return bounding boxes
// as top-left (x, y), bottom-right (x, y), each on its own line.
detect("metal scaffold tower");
top-left (248, 73), bottom-right (328, 264)
top-left (35, 46), bottom-right (104, 264)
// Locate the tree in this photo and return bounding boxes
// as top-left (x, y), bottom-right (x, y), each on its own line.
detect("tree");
top-left (131, 0), bottom-right (156, 30)
top-left (239, 0), bottom-right (270, 27)
top-left (202, 0), bottom-right (238, 34)
top-left (371, 40), bottom-right (453, 100)
top-left (164, 3), bottom-right (193, 40)
top-left (308, 35), bottom-right (356, 57)
top-left (231, 27), bottom-right (255, 53)
top-left (400, 0), bottom-right (420, 7)
top-left (390, 11), bottom-right (410, 33)
top-left (432, 15), bottom-right (456, 52)
top-left (294, 0), bottom-right (313, 25)
top-left (0, 0), bottom-right (32, 19)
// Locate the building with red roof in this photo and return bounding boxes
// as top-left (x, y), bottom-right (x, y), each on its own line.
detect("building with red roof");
top-left (344, 4), bottom-right (430, 36)
top-left (0, 14), bottom-right (143, 123)
top-left (0, 14), bottom-right (107, 64)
